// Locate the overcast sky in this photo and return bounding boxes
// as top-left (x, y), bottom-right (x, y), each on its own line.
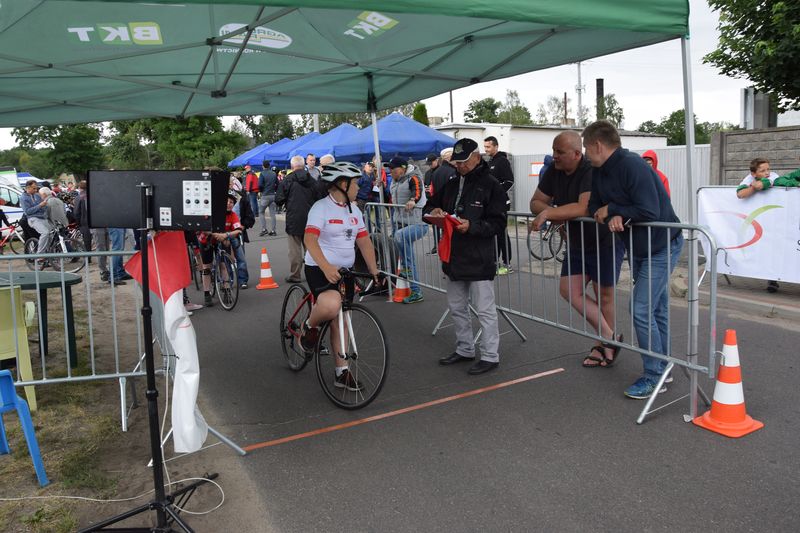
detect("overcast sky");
top-left (0, 0), bottom-right (749, 150)
top-left (421, 0), bottom-right (749, 129)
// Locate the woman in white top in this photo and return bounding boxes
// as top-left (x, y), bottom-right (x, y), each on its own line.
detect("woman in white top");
top-left (300, 162), bottom-right (382, 391)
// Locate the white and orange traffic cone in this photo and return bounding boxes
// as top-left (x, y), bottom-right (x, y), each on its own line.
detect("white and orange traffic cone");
top-left (392, 259), bottom-right (411, 303)
top-left (256, 247), bottom-right (279, 290)
top-left (693, 329), bottom-right (764, 438)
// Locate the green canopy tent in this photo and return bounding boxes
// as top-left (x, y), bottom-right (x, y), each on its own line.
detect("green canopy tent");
top-left (0, 0), bottom-right (694, 195)
top-left (0, 0), bottom-right (697, 219)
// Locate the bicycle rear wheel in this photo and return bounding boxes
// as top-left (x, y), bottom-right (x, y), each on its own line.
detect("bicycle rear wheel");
top-left (215, 253), bottom-right (239, 310)
top-left (188, 246), bottom-right (201, 290)
top-left (315, 303), bottom-right (389, 409)
top-left (527, 229), bottom-right (554, 261)
top-left (549, 228), bottom-right (565, 263)
top-left (24, 238), bottom-right (38, 270)
top-left (280, 284), bottom-right (312, 371)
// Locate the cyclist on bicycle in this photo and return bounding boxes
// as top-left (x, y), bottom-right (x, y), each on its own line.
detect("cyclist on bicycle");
top-left (299, 161), bottom-right (382, 392)
top-left (197, 191), bottom-right (243, 307)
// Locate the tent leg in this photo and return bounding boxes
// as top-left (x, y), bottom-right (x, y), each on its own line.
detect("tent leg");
top-left (681, 35), bottom-right (700, 421)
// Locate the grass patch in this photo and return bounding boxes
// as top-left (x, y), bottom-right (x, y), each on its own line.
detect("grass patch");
top-left (58, 414), bottom-right (118, 493)
top-left (21, 504), bottom-right (78, 533)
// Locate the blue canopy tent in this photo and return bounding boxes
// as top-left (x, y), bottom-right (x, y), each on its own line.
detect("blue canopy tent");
top-left (335, 113), bottom-right (456, 163)
top-left (289, 123), bottom-right (361, 160)
top-left (227, 141), bottom-right (273, 168)
top-left (262, 131), bottom-right (321, 168)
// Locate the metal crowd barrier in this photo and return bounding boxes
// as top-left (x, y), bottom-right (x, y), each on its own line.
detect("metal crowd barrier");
top-left (365, 202), bottom-right (720, 423)
top-left (0, 248), bottom-right (156, 429)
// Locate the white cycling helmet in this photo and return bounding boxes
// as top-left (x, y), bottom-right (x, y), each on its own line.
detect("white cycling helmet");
top-left (320, 161), bottom-right (361, 183)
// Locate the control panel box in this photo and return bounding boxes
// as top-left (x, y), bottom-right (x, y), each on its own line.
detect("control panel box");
top-left (87, 170), bottom-right (228, 231)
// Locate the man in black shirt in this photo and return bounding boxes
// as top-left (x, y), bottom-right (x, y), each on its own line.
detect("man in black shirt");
top-left (530, 131), bottom-right (624, 368)
top-left (484, 136), bottom-right (513, 274)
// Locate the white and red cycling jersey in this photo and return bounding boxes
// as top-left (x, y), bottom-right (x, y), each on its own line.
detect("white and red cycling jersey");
top-left (197, 211), bottom-right (241, 246)
top-left (304, 195), bottom-right (367, 268)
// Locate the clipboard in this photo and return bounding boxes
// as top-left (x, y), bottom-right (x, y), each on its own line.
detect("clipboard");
top-left (423, 213), bottom-right (461, 229)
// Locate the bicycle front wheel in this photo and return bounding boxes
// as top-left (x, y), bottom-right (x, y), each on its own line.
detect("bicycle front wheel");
top-left (280, 284), bottom-right (311, 371)
top-left (8, 230), bottom-right (24, 254)
top-left (60, 237), bottom-right (86, 273)
top-left (527, 230), bottom-right (553, 261)
top-left (215, 253), bottom-right (239, 310)
top-left (315, 304), bottom-right (389, 410)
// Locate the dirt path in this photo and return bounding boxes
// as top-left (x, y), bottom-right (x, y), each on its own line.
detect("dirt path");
top-left (0, 259), bottom-right (273, 531)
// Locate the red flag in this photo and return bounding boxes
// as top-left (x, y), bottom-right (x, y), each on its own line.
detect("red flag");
top-left (125, 231), bottom-right (191, 304)
top-left (436, 215), bottom-right (461, 264)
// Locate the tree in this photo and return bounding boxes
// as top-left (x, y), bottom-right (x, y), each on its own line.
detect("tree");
top-left (412, 103), bottom-right (429, 125)
top-left (293, 102), bottom-right (421, 135)
top-left (704, 1), bottom-right (800, 111)
top-left (535, 95), bottom-right (570, 125)
top-left (146, 117), bottom-right (248, 168)
top-left (238, 114), bottom-right (295, 144)
top-left (106, 120), bottom-right (156, 169)
top-left (463, 97), bottom-right (502, 123)
top-left (637, 109), bottom-right (737, 145)
top-left (496, 90), bottom-right (532, 125)
top-left (12, 124), bottom-right (105, 178)
top-left (596, 94), bottom-right (624, 128)
top-left (105, 117), bottom-right (248, 169)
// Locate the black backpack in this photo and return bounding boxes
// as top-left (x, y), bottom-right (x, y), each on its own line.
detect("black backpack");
top-left (239, 192), bottom-right (256, 229)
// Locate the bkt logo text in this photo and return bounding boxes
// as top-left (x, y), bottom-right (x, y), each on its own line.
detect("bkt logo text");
top-left (68, 22), bottom-right (163, 45)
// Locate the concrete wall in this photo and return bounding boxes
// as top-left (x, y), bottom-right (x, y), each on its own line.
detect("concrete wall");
top-left (710, 126), bottom-right (800, 185)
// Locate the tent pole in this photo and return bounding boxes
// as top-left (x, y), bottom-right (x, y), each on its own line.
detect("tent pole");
top-left (366, 73), bottom-right (392, 300)
top-left (681, 35), bottom-right (699, 422)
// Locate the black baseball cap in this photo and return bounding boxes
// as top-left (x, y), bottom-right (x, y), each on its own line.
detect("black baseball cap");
top-left (425, 153), bottom-right (437, 163)
top-left (451, 138), bottom-right (478, 162)
top-left (386, 156), bottom-right (408, 169)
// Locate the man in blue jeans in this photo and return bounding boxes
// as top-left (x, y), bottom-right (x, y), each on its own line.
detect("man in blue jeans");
top-left (387, 157), bottom-right (427, 304)
top-left (585, 120), bottom-right (683, 399)
top-left (108, 228), bottom-right (132, 282)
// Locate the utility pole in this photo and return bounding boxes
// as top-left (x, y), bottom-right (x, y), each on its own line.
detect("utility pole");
top-left (563, 92), bottom-right (568, 125)
top-left (576, 62), bottom-right (584, 126)
top-left (449, 90), bottom-right (454, 123)
top-left (312, 113), bottom-right (319, 132)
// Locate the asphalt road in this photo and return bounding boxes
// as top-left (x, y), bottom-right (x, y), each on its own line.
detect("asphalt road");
top-left (187, 233), bottom-right (799, 533)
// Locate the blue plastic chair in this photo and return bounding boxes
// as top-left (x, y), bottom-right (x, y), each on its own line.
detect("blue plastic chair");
top-left (0, 369), bottom-right (48, 487)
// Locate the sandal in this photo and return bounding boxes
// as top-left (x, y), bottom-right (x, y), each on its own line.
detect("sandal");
top-left (582, 345), bottom-right (606, 368)
top-left (600, 334), bottom-right (623, 367)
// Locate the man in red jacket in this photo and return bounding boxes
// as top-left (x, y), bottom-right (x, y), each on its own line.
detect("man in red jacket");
top-left (642, 150), bottom-right (671, 198)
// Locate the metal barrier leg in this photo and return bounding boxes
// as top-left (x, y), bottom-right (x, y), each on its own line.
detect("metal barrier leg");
top-left (498, 309), bottom-right (527, 342)
top-left (636, 362), bottom-right (675, 425)
top-left (119, 378), bottom-right (128, 432)
top-left (432, 307), bottom-right (450, 336)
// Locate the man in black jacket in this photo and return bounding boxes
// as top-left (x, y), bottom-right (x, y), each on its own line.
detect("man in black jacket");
top-left (276, 155), bottom-right (323, 282)
top-left (427, 148), bottom-right (458, 254)
top-left (484, 136), bottom-right (513, 274)
top-left (258, 164), bottom-right (279, 236)
top-left (423, 138), bottom-right (507, 375)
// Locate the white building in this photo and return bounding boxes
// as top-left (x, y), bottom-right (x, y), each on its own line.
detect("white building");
top-left (433, 123), bottom-right (675, 215)
top-left (433, 123), bottom-right (666, 155)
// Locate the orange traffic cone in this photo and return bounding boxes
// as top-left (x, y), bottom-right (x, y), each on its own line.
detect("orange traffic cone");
top-left (256, 247), bottom-right (279, 290)
top-left (392, 259), bottom-right (411, 303)
top-left (693, 329), bottom-right (763, 438)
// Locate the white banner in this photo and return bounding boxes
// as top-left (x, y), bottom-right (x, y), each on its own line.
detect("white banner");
top-left (698, 187), bottom-right (800, 283)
